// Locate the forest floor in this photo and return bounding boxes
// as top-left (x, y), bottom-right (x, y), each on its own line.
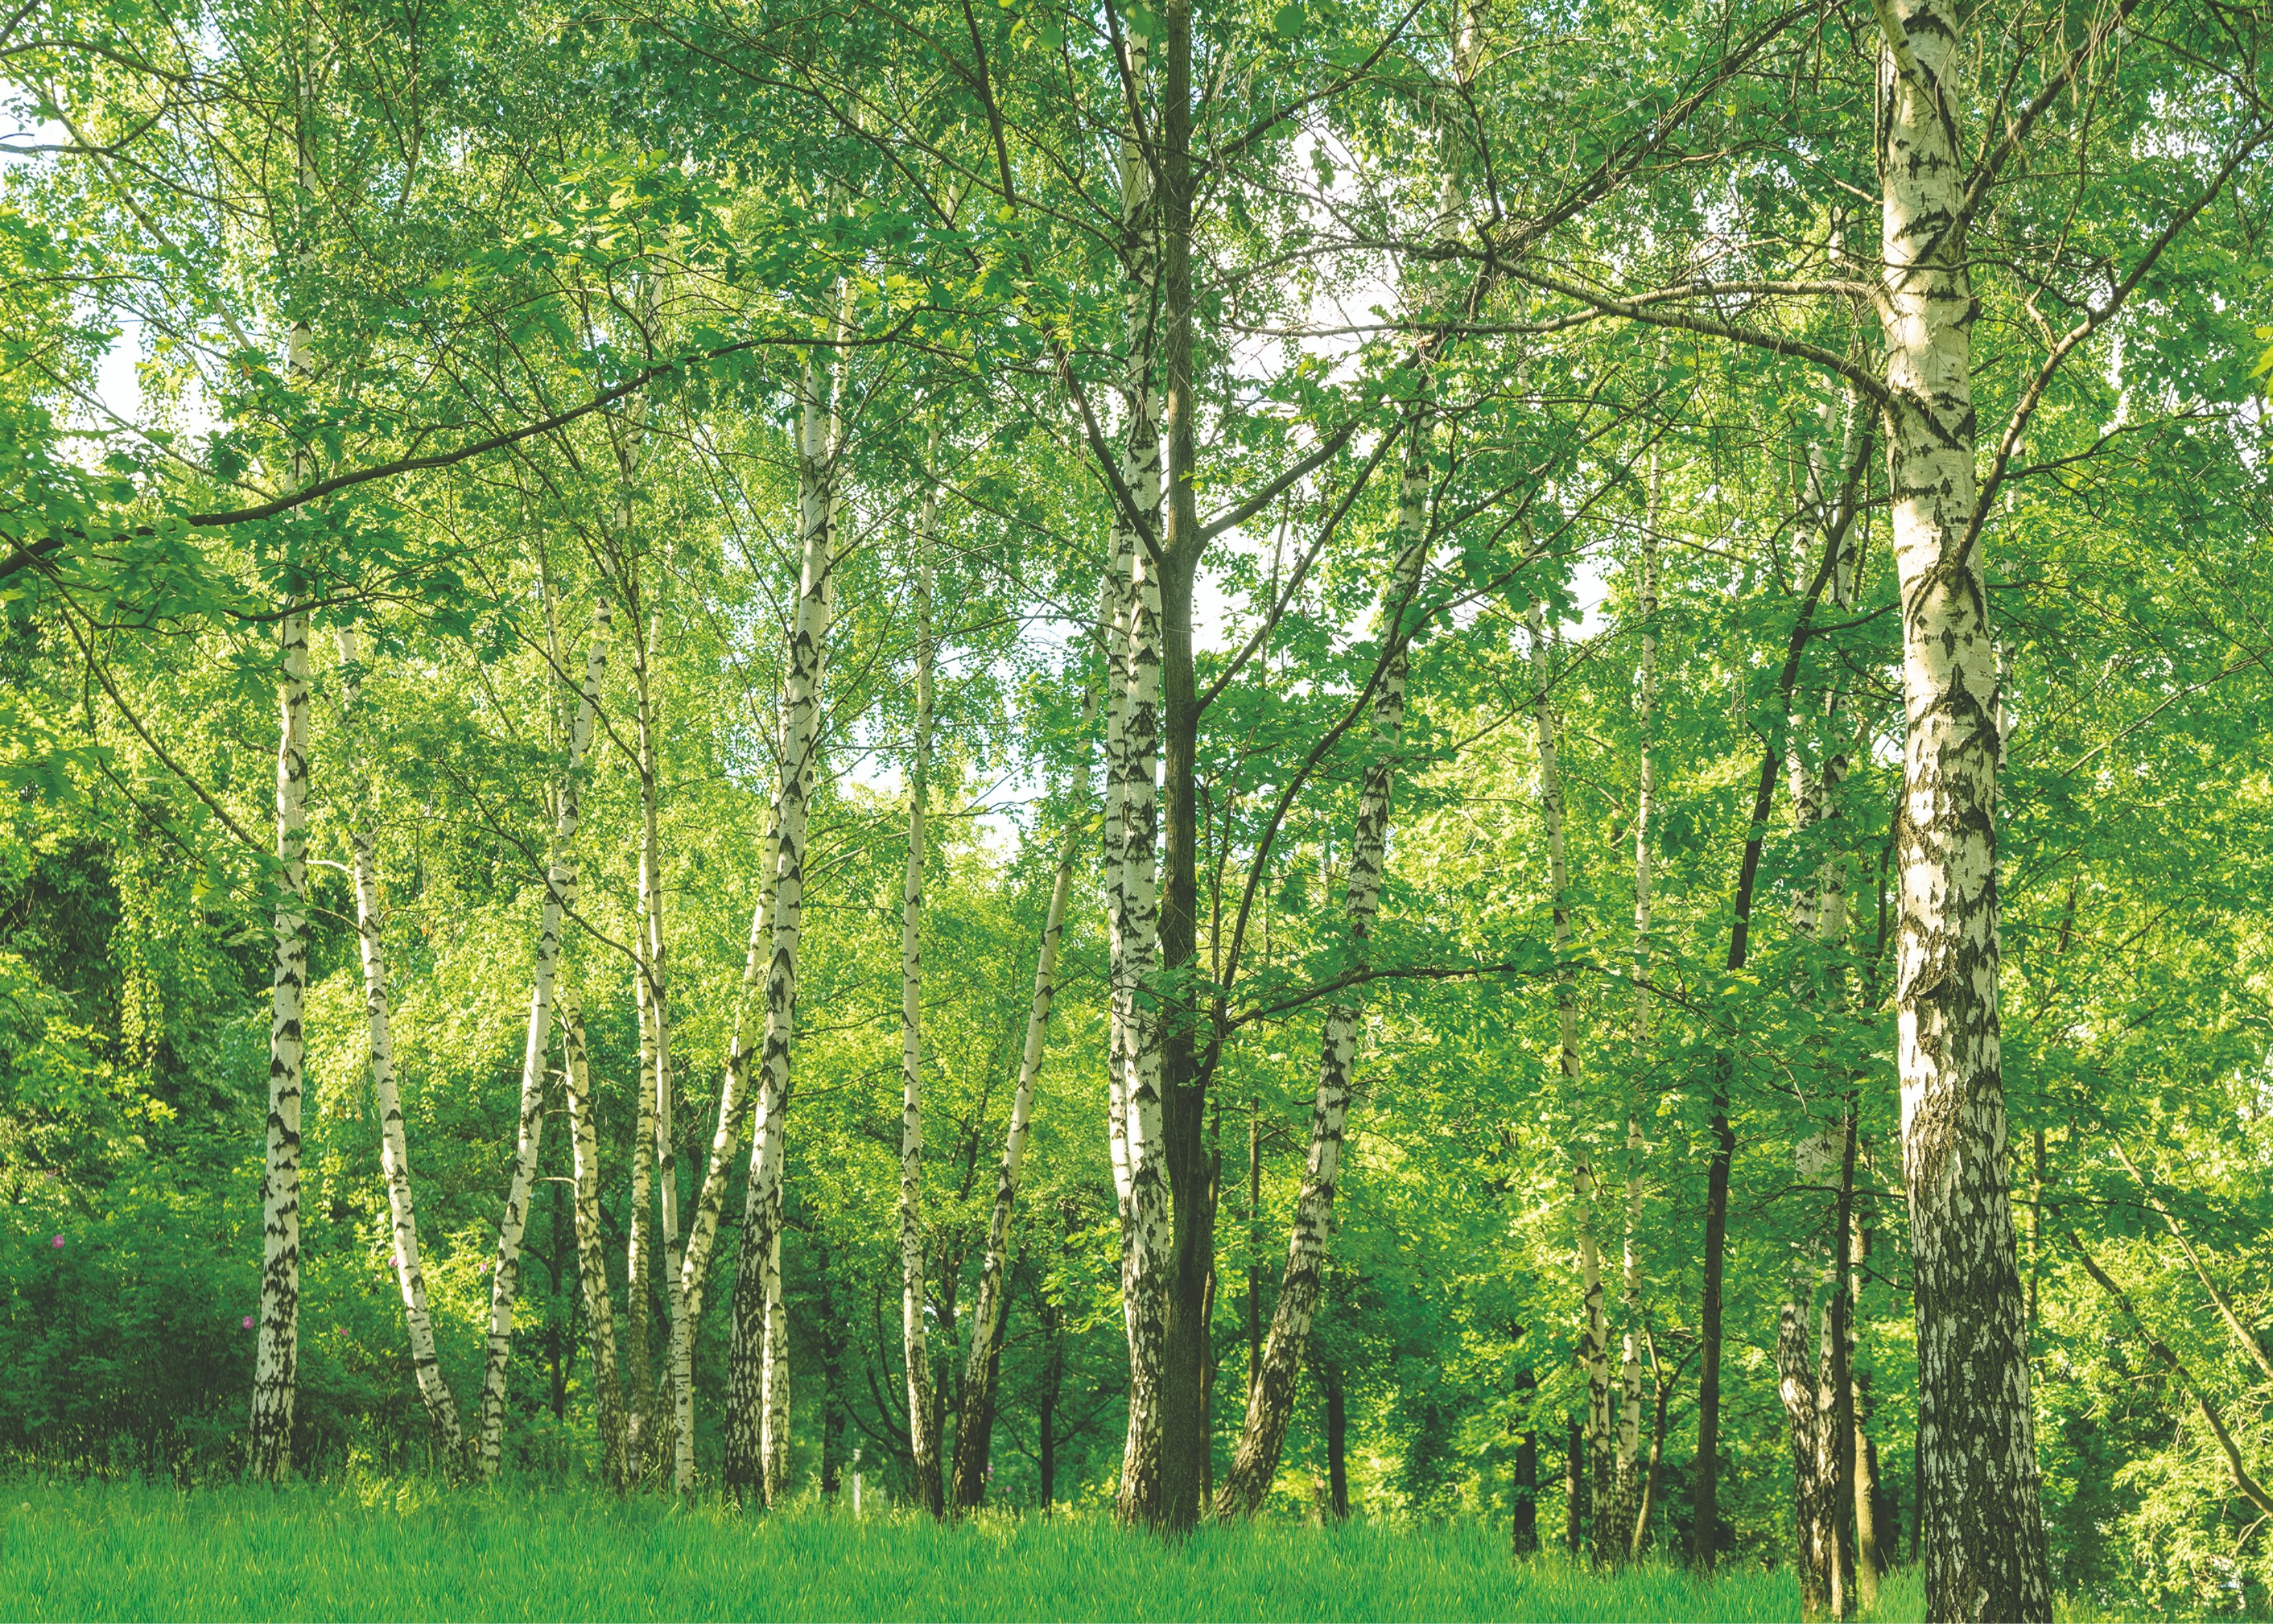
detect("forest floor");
top-left (0, 1478), bottom-right (2085, 1623)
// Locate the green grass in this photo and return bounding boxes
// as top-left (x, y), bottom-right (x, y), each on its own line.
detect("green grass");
top-left (0, 1478), bottom-right (1817, 1622)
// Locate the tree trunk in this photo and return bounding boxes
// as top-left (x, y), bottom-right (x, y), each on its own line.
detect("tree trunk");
top-left (336, 627), bottom-right (463, 1460)
top-left (723, 333), bottom-right (841, 1498)
top-left (1524, 606), bottom-right (1610, 1557)
top-left (764, 1221), bottom-right (790, 1501)
top-left (475, 605), bottom-right (606, 1479)
top-left (1608, 458), bottom-right (1660, 1564)
top-left (1215, 483), bottom-right (1428, 1518)
top-left (248, 603), bottom-right (310, 1481)
top-left (1323, 1370), bottom-right (1349, 1520)
top-left (559, 993), bottom-right (626, 1489)
top-left (1880, 3), bottom-right (2052, 1615)
top-left (1564, 1419), bottom-right (1584, 1555)
top-left (628, 575), bottom-right (693, 1494)
top-left (951, 667), bottom-right (1098, 1511)
top-left (1510, 1365), bottom-right (1539, 1555)
top-left (898, 461), bottom-right (943, 1517)
top-left (1104, 10), bottom-right (1168, 1528)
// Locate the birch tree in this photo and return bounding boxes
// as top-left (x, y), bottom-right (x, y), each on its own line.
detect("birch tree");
top-left (897, 452), bottom-right (944, 1517)
top-left (475, 601), bottom-right (607, 1480)
top-left (557, 988), bottom-right (626, 1489)
top-left (335, 626), bottom-right (462, 1459)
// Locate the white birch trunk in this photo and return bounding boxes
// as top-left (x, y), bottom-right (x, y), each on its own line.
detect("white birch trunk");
top-left (1527, 605), bottom-right (1609, 1549)
top-left (1107, 16), bottom-right (1172, 1522)
top-left (476, 604), bottom-right (608, 1479)
top-left (1608, 458), bottom-right (1663, 1561)
top-left (724, 339), bottom-right (841, 1500)
top-left (952, 647), bottom-right (1105, 1511)
top-left (1214, 448), bottom-right (1430, 1518)
top-left (898, 456), bottom-right (943, 1515)
top-left (336, 627), bottom-right (463, 1459)
top-left (248, 600), bottom-right (309, 1480)
top-left (1879, 2), bottom-right (2051, 1614)
top-left (558, 988), bottom-right (626, 1487)
top-left (680, 819), bottom-right (779, 1334)
top-left (762, 1221), bottom-right (790, 1500)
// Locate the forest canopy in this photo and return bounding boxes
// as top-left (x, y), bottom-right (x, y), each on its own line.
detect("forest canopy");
top-left (1, 0), bottom-right (2270, 1619)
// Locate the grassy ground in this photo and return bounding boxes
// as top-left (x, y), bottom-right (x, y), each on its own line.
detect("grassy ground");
top-left (0, 1478), bottom-right (2108, 1623)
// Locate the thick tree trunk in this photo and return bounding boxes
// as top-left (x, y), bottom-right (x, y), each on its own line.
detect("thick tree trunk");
top-left (1215, 479), bottom-right (1428, 1518)
top-left (248, 603), bottom-right (310, 1481)
top-left (898, 472), bottom-right (943, 1517)
top-left (336, 628), bottom-right (463, 1460)
top-left (724, 345), bottom-right (839, 1501)
top-left (1879, 3), bottom-right (2052, 1615)
top-left (475, 606), bottom-right (607, 1480)
top-left (1510, 1363), bottom-right (1539, 1555)
top-left (951, 667), bottom-right (1098, 1511)
top-left (559, 992), bottom-right (626, 1489)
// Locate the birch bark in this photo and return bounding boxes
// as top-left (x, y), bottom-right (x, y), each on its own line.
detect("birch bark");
top-left (898, 455), bottom-right (944, 1517)
top-left (1107, 10), bottom-right (1172, 1524)
top-left (247, 600), bottom-right (309, 1480)
top-left (628, 569), bottom-right (695, 1493)
top-left (476, 603), bottom-right (607, 1479)
top-left (1527, 606), bottom-right (1610, 1553)
top-left (1879, 2), bottom-right (2052, 1614)
top-left (336, 627), bottom-right (463, 1459)
top-left (1608, 463), bottom-right (1662, 1561)
top-left (1213, 441), bottom-right (1428, 1519)
top-left (558, 989), bottom-right (626, 1489)
top-left (724, 339), bottom-right (840, 1502)
top-left (947, 627), bottom-right (1103, 1513)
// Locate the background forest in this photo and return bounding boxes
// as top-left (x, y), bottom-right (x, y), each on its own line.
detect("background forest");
top-left (1, 0), bottom-right (2270, 1618)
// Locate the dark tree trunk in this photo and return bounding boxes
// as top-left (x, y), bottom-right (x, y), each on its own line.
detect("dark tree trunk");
top-left (1324, 1372), bottom-right (1349, 1520)
top-left (1565, 1419), bottom-right (1584, 1555)
top-left (1692, 1095), bottom-right (1731, 1568)
top-left (1511, 1355), bottom-right (1539, 1554)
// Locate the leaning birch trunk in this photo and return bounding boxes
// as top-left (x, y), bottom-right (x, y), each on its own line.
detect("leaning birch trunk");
top-left (1526, 605), bottom-right (1610, 1552)
top-left (1107, 14), bottom-right (1171, 1525)
top-left (951, 656), bottom-right (1103, 1512)
top-left (679, 817), bottom-right (781, 1335)
top-left (897, 465), bottom-right (944, 1517)
top-left (247, 600), bottom-right (310, 1480)
top-left (723, 342), bottom-right (839, 1501)
top-left (1879, 1), bottom-right (2052, 1614)
top-left (337, 628), bottom-right (463, 1460)
top-left (476, 604), bottom-right (608, 1479)
top-left (559, 988), bottom-right (626, 1488)
top-left (1213, 444), bottom-right (1429, 1520)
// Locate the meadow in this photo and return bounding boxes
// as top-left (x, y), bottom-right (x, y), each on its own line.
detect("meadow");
top-left (0, 1478), bottom-right (1896, 1624)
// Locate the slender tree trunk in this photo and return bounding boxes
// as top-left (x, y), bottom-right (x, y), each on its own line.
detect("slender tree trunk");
top-left (1779, 1241), bottom-right (1828, 1614)
top-left (248, 603), bottom-right (309, 1481)
top-left (1826, 1111), bottom-right (1860, 1620)
top-left (1215, 484), bottom-right (1428, 1518)
top-left (629, 581), bottom-right (693, 1493)
top-left (1608, 498), bottom-right (1658, 1561)
top-left (1632, 1347), bottom-right (1672, 1561)
top-left (1323, 1370), bottom-right (1349, 1520)
top-left (1511, 1361), bottom-right (1540, 1555)
top-left (1880, 3), bottom-right (2052, 1614)
top-left (476, 605), bottom-right (607, 1480)
top-left (898, 467), bottom-right (943, 1517)
top-left (1564, 1419), bottom-right (1584, 1555)
top-left (950, 670), bottom-right (1098, 1511)
top-left (559, 992), bottom-right (626, 1489)
top-left (336, 627), bottom-right (463, 1460)
top-left (1525, 606), bottom-right (1610, 1556)
top-left (724, 343), bottom-right (840, 1501)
